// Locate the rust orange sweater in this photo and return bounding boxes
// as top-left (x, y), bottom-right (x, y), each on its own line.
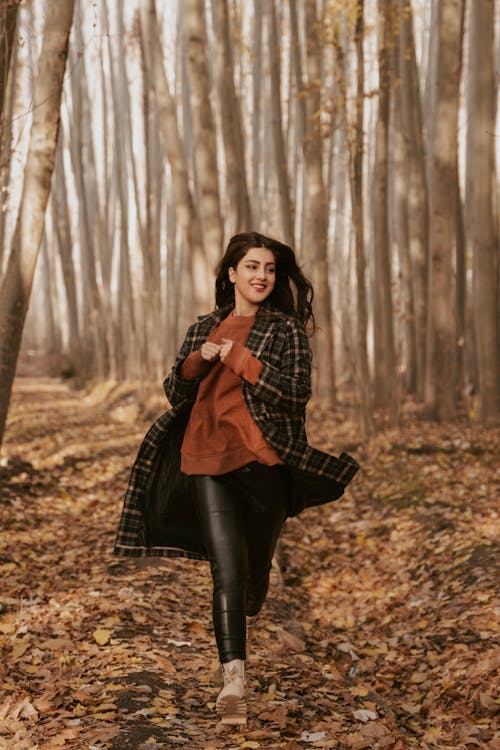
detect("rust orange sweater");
top-left (180, 313), bottom-right (283, 475)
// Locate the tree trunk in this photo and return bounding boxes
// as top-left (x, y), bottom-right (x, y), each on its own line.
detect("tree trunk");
top-left (425, 0), bottom-right (465, 420)
top-left (0, 11), bottom-right (18, 274)
top-left (392, 91), bottom-right (417, 394)
top-left (52, 133), bottom-right (82, 376)
top-left (0, 0), bottom-right (18, 130)
top-left (373, 0), bottom-right (397, 422)
top-left (144, 0), bottom-right (210, 311)
top-left (138, 7), bottom-right (164, 383)
top-left (302, 0), bottom-right (335, 408)
top-left (40, 235), bottom-right (62, 375)
top-left (251, 0), bottom-right (263, 225)
top-left (184, 0), bottom-right (223, 269)
top-left (469, 0), bottom-right (499, 423)
top-left (350, 0), bottom-right (373, 434)
top-left (103, 0), bottom-right (139, 380)
top-left (68, 2), bottom-right (107, 379)
top-left (268, 0), bottom-right (294, 246)
top-left (210, 0), bottom-right (252, 235)
top-left (397, 0), bottom-right (429, 399)
top-left (0, 0), bottom-right (74, 449)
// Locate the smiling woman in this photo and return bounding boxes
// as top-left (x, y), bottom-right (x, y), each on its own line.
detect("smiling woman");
top-left (114, 230), bottom-right (359, 726)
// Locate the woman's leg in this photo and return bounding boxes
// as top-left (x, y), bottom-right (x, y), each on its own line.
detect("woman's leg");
top-left (234, 464), bottom-right (289, 617)
top-left (192, 475), bottom-right (248, 663)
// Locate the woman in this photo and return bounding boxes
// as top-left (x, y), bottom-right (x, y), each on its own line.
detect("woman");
top-left (114, 232), bottom-right (359, 725)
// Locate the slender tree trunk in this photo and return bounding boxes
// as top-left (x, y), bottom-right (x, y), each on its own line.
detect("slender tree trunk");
top-left (210, 0), bottom-right (252, 234)
top-left (52, 133), bottom-right (82, 375)
top-left (268, 0), bottom-right (294, 246)
top-left (425, 0), bottom-right (465, 420)
top-left (184, 0), bottom-right (224, 269)
top-left (0, 0), bottom-right (74, 449)
top-left (397, 0), bottom-right (429, 399)
top-left (68, 2), bottom-right (107, 379)
top-left (103, 0), bottom-right (140, 380)
top-left (40, 235), bottom-right (62, 375)
top-left (138, 9), bottom-right (163, 383)
top-left (0, 0), bottom-right (18, 130)
top-left (469, 0), bottom-right (499, 423)
top-left (350, 0), bottom-right (373, 434)
top-left (251, 0), bottom-right (263, 225)
top-left (393, 94), bottom-right (416, 394)
top-left (145, 0), bottom-right (209, 311)
top-left (0, 16), bottom-right (18, 274)
top-left (288, 0), bottom-right (306, 147)
top-left (373, 0), bottom-right (397, 422)
top-left (455, 178), bottom-right (466, 400)
top-left (302, 0), bottom-right (335, 407)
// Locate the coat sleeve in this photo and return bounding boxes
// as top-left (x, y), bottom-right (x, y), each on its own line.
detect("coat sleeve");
top-left (163, 322), bottom-right (205, 406)
top-left (243, 318), bottom-right (311, 413)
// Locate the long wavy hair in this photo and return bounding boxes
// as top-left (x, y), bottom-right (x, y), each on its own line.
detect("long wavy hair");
top-left (214, 232), bottom-right (315, 331)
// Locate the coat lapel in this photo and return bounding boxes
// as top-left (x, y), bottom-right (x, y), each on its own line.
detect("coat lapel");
top-left (246, 314), bottom-right (280, 358)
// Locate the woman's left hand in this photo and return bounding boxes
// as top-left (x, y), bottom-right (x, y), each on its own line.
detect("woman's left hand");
top-left (219, 338), bottom-right (234, 362)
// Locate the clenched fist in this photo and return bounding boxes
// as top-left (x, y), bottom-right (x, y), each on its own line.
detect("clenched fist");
top-left (200, 342), bottom-right (221, 362)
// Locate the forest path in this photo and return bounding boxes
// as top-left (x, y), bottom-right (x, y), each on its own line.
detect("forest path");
top-left (0, 378), bottom-right (498, 750)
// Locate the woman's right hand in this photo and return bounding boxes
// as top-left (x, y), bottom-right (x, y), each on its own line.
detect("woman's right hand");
top-left (200, 342), bottom-right (221, 362)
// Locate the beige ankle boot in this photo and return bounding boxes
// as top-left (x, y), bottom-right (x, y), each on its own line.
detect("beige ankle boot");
top-left (216, 658), bottom-right (246, 724)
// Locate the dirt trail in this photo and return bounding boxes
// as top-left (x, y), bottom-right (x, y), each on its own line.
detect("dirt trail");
top-left (0, 378), bottom-right (498, 750)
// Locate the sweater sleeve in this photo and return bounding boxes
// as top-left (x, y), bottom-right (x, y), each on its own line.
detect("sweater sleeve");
top-left (163, 322), bottom-right (204, 406)
top-left (222, 341), bottom-right (263, 385)
top-left (180, 350), bottom-right (213, 380)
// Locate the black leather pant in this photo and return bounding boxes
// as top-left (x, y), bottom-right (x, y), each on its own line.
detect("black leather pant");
top-left (192, 463), bottom-right (288, 663)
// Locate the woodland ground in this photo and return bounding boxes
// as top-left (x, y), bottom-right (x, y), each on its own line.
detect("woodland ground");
top-left (0, 378), bottom-right (498, 750)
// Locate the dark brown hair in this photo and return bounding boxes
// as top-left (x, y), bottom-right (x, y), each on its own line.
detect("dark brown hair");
top-left (214, 232), bottom-right (315, 331)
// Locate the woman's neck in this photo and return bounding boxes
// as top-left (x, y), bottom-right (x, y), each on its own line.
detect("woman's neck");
top-left (232, 304), bottom-right (258, 317)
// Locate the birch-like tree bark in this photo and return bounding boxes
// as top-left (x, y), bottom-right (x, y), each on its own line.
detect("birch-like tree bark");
top-left (0, 16), bottom-right (18, 274)
top-left (145, 0), bottom-right (209, 311)
top-left (268, 0), bottom-right (294, 246)
top-left (184, 0), bottom-right (223, 269)
top-left (68, 3), bottom-right (107, 378)
top-left (397, 0), bottom-right (429, 399)
top-left (0, 0), bottom-right (75, 449)
top-left (251, 0), bottom-right (263, 225)
top-left (52, 133), bottom-right (82, 376)
top-left (210, 0), bottom-right (252, 235)
top-left (350, 0), bottom-right (373, 434)
top-left (302, 0), bottom-right (335, 407)
top-left (425, 0), bottom-right (465, 420)
top-left (373, 0), bottom-right (397, 421)
top-left (0, 0), bottom-right (18, 129)
top-left (40, 235), bottom-right (61, 375)
top-left (468, 0), bottom-right (499, 423)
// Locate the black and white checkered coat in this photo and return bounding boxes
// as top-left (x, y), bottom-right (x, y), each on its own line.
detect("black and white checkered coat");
top-left (114, 305), bottom-right (359, 560)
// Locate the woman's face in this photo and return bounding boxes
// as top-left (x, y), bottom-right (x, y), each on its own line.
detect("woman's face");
top-left (228, 246), bottom-right (276, 314)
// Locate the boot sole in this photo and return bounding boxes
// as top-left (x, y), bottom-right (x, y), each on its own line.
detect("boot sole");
top-left (216, 694), bottom-right (247, 725)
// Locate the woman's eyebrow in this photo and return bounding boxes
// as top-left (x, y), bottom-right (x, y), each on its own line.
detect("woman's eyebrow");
top-left (244, 258), bottom-right (275, 266)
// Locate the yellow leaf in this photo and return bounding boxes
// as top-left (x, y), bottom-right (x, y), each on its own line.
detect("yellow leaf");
top-left (12, 640), bottom-right (30, 658)
top-left (241, 743), bottom-right (261, 749)
top-left (93, 628), bottom-right (111, 646)
top-left (350, 686), bottom-right (370, 697)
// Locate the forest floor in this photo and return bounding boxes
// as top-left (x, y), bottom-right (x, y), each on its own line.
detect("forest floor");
top-left (0, 378), bottom-right (498, 750)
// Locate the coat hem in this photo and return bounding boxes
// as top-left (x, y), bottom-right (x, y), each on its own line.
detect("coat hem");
top-left (113, 544), bottom-right (208, 561)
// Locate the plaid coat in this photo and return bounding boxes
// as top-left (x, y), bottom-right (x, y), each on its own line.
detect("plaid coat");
top-left (114, 305), bottom-right (359, 560)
